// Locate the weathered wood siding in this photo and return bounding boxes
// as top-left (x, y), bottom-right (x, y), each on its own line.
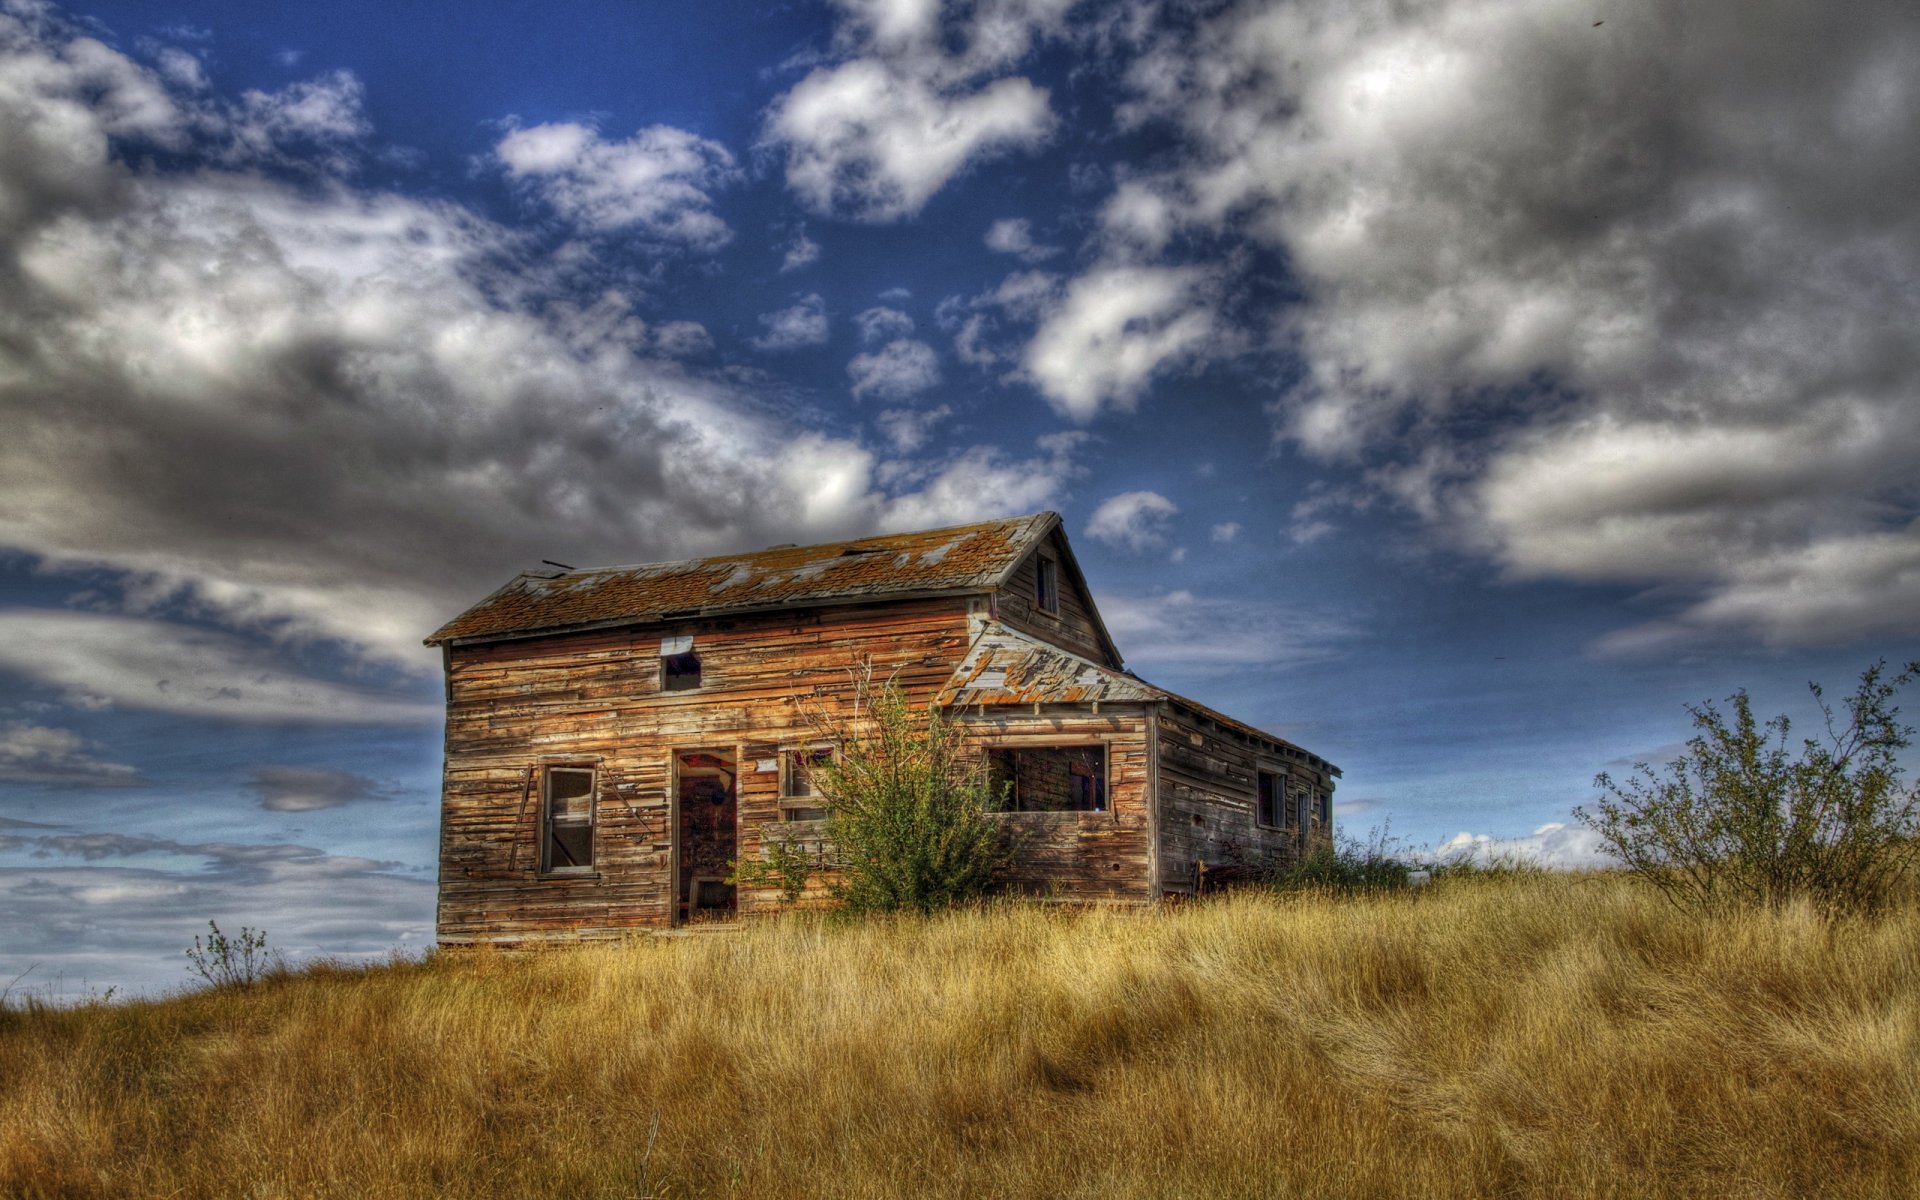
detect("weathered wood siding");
top-left (438, 597), bottom-right (973, 942)
top-left (993, 530), bottom-right (1113, 666)
top-left (956, 707), bottom-right (1156, 903)
top-left (1154, 704), bottom-right (1334, 893)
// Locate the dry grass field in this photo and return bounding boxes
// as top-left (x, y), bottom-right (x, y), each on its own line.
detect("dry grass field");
top-left (3, 874), bottom-right (1917, 1199)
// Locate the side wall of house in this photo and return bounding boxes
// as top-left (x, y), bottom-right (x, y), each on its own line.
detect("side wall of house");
top-left (1153, 704), bottom-right (1335, 894)
top-left (957, 706), bottom-right (1156, 903)
top-left (438, 597), bottom-right (972, 943)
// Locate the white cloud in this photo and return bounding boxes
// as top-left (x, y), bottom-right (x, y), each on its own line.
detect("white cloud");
top-left (778, 227), bottom-right (821, 272)
top-left (1210, 521), bottom-right (1242, 544)
top-left (1085, 490), bottom-right (1177, 552)
top-left (0, 611), bottom-right (437, 724)
top-left (651, 319), bottom-right (713, 358)
top-left (849, 338), bottom-right (942, 400)
top-left (1099, 0), bottom-right (1920, 648)
top-left (876, 403), bottom-right (953, 453)
top-left (854, 305), bottom-right (915, 344)
top-left (494, 121), bottom-right (737, 247)
top-left (1023, 265), bottom-right (1220, 421)
top-left (0, 721), bottom-right (138, 785)
top-left (752, 292), bottom-right (831, 350)
top-left (761, 0), bottom-right (1076, 220)
top-left (1429, 822), bottom-right (1615, 871)
top-left (984, 216), bottom-right (1058, 261)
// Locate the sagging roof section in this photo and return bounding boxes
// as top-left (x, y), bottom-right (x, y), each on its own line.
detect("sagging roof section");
top-left (937, 622), bottom-right (1340, 778)
top-left (426, 512), bottom-right (1060, 646)
top-left (937, 621), bottom-right (1165, 707)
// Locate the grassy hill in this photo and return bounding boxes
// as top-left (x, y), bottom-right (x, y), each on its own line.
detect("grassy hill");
top-left (3, 875), bottom-right (1916, 1198)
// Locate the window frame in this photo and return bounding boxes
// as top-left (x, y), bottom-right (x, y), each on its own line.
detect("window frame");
top-left (538, 762), bottom-right (598, 877)
top-left (984, 741), bottom-right (1109, 814)
top-left (1255, 768), bottom-right (1285, 830)
top-left (661, 649), bottom-right (702, 692)
top-left (778, 744), bottom-right (836, 823)
top-left (1034, 554), bottom-right (1060, 617)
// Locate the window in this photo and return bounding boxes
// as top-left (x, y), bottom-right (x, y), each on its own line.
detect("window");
top-left (1316, 790), bottom-right (1331, 825)
top-left (1256, 770), bottom-right (1283, 828)
top-left (780, 746), bottom-right (834, 822)
top-left (1034, 556), bottom-right (1059, 616)
top-left (660, 634), bottom-right (701, 691)
top-left (987, 745), bottom-right (1106, 812)
top-left (540, 765), bottom-right (595, 874)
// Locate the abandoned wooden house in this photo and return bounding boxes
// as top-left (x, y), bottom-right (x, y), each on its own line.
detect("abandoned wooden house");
top-left (426, 511), bottom-right (1338, 942)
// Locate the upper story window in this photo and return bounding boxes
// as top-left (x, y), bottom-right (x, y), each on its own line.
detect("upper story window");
top-left (540, 764), bottom-right (596, 875)
top-left (1035, 555), bottom-right (1059, 616)
top-left (660, 634), bottom-right (701, 691)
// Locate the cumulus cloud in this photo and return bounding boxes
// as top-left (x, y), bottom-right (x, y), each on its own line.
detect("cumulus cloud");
top-left (1023, 265), bottom-right (1221, 421)
top-left (1085, 490), bottom-right (1177, 552)
top-left (1100, 0), bottom-right (1920, 648)
top-left (1102, 588), bottom-right (1352, 674)
top-left (778, 226), bottom-right (821, 272)
top-left (854, 305), bottom-right (915, 344)
top-left (875, 403), bottom-right (953, 453)
top-left (1429, 822), bottom-right (1615, 871)
top-left (1210, 521), bottom-right (1242, 544)
top-left (493, 121), bottom-right (737, 246)
top-left (849, 338), bottom-right (942, 400)
top-left (0, 721), bottom-right (138, 785)
top-left (984, 216), bottom-right (1058, 262)
top-left (762, 0), bottom-right (1075, 220)
top-left (0, 12), bottom-right (1082, 680)
top-left (752, 292), bottom-right (831, 350)
top-left (249, 765), bottom-right (391, 812)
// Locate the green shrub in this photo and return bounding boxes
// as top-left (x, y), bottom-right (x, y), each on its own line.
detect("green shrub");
top-left (810, 679), bottom-right (1014, 914)
top-left (185, 920), bottom-right (282, 989)
top-left (1577, 660), bottom-right (1920, 914)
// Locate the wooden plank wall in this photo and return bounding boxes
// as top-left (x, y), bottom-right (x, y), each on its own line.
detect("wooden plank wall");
top-left (1154, 704), bottom-right (1334, 894)
top-left (438, 597), bottom-right (973, 943)
top-left (953, 708), bottom-right (1155, 903)
top-left (993, 531), bottom-right (1113, 665)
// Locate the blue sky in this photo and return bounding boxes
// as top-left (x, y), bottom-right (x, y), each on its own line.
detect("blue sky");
top-left (3, 0), bottom-right (1917, 998)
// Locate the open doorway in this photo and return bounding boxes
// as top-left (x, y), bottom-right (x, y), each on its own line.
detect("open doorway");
top-left (675, 749), bottom-right (737, 924)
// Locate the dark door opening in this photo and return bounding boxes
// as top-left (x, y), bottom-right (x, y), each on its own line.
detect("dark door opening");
top-left (676, 749), bottom-right (737, 924)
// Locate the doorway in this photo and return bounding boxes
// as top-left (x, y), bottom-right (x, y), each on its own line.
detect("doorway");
top-left (675, 749), bottom-right (737, 924)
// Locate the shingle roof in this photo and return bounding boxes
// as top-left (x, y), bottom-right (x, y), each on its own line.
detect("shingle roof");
top-left (426, 512), bottom-right (1060, 646)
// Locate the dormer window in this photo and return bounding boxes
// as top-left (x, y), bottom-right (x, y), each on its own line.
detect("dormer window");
top-left (661, 635), bottom-right (701, 691)
top-left (1035, 555), bottom-right (1059, 616)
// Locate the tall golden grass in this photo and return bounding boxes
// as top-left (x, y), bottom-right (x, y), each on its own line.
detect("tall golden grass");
top-left (3, 874), bottom-right (1916, 1198)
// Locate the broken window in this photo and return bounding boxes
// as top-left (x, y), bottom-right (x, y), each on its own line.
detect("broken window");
top-left (780, 746), bottom-right (834, 822)
top-left (660, 634), bottom-right (701, 691)
top-left (1034, 555), bottom-right (1060, 615)
top-left (987, 745), bottom-right (1106, 812)
top-left (1316, 790), bottom-right (1331, 825)
top-left (540, 765), bottom-right (595, 874)
top-left (1256, 770), bottom-right (1284, 828)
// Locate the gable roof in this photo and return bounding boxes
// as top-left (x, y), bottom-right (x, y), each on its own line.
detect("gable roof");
top-left (426, 512), bottom-right (1062, 647)
top-left (938, 621), bottom-right (1163, 707)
